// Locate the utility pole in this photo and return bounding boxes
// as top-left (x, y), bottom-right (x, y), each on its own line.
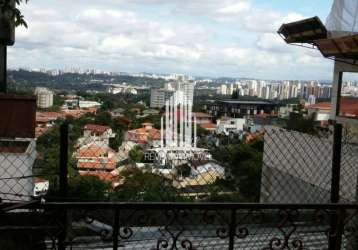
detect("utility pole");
top-left (0, 45), bottom-right (6, 93)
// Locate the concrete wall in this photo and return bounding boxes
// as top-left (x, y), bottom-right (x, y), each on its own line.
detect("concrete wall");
top-left (0, 139), bottom-right (36, 202)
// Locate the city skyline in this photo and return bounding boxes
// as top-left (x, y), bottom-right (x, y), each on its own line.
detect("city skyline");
top-left (8, 66), bottom-right (349, 82)
top-left (8, 0), bottom-right (337, 80)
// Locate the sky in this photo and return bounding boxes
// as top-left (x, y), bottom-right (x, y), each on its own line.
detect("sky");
top-left (8, 0), bottom-right (336, 80)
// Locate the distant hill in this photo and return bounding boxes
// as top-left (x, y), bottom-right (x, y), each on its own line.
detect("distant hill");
top-left (7, 69), bottom-right (166, 92)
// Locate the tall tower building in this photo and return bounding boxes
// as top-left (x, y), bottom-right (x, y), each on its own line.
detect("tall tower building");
top-left (34, 87), bottom-right (54, 109)
top-left (179, 81), bottom-right (195, 105)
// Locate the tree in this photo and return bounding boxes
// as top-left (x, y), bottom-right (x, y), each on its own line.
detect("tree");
top-left (131, 114), bottom-right (162, 129)
top-left (94, 111), bottom-right (112, 125)
top-left (100, 99), bottom-right (114, 111)
top-left (129, 146), bottom-right (144, 163)
top-left (286, 112), bottom-right (317, 134)
top-left (109, 131), bottom-right (123, 151)
top-left (111, 168), bottom-right (178, 201)
top-left (67, 175), bottom-right (111, 201)
top-left (1, 0), bottom-right (29, 28)
top-left (231, 90), bottom-right (238, 99)
top-left (211, 140), bottom-right (263, 202)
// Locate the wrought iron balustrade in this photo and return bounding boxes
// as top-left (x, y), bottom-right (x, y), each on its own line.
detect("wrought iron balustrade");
top-left (1, 202), bottom-right (358, 250)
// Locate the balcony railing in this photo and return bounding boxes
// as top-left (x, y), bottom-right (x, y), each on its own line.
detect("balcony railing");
top-left (1, 202), bottom-right (358, 250)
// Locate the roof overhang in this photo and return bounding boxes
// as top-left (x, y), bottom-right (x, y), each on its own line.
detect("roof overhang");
top-left (315, 34), bottom-right (358, 60)
top-left (278, 16), bottom-right (327, 44)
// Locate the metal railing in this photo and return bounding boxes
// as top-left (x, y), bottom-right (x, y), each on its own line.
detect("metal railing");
top-left (1, 119), bottom-right (358, 249)
top-left (1, 202), bottom-right (358, 250)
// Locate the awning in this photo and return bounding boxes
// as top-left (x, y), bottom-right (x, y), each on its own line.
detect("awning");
top-left (315, 33), bottom-right (358, 60)
top-left (278, 16), bottom-right (327, 44)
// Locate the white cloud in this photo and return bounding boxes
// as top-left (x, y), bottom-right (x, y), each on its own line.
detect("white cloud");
top-left (215, 2), bottom-right (306, 34)
top-left (217, 1), bottom-right (251, 14)
top-left (7, 0), bottom-right (333, 79)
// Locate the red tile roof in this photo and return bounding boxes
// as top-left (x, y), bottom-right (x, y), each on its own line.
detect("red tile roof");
top-left (77, 160), bottom-right (116, 170)
top-left (84, 124), bottom-right (111, 135)
top-left (126, 124), bottom-right (161, 143)
top-left (79, 171), bottom-right (122, 183)
top-left (77, 143), bottom-right (114, 158)
top-left (194, 112), bottom-right (212, 118)
top-left (245, 130), bottom-right (265, 144)
top-left (35, 127), bottom-right (49, 138)
top-left (63, 108), bottom-right (97, 118)
top-left (36, 112), bottom-right (64, 123)
top-left (307, 102), bottom-right (331, 110)
top-left (307, 98), bottom-right (358, 117)
top-left (340, 97), bottom-right (358, 117)
top-left (33, 177), bottom-right (48, 183)
top-left (200, 123), bottom-right (217, 130)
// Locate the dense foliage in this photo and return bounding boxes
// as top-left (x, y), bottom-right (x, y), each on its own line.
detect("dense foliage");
top-left (8, 69), bottom-right (166, 92)
top-left (210, 139), bottom-right (264, 202)
top-left (111, 168), bottom-right (178, 202)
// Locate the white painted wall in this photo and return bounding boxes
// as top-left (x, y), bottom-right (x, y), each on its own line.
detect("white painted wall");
top-left (0, 139), bottom-right (37, 201)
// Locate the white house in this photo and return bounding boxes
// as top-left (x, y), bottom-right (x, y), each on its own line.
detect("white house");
top-left (178, 161), bottom-right (225, 188)
top-left (216, 117), bottom-right (245, 135)
top-left (79, 100), bottom-right (101, 109)
top-left (79, 124), bottom-right (116, 146)
top-left (278, 104), bottom-right (297, 119)
top-left (306, 102), bottom-right (331, 122)
top-left (33, 177), bottom-right (49, 197)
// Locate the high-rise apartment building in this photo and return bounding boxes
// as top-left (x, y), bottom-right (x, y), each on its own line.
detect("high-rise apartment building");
top-left (34, 87), bottom-right (54, 109)
top-left (179, 81), bottom-right (195, 105)
top-left (217, 84), bottom-right (228, 95)
top-left (150, 88), bottom-right (174, 108)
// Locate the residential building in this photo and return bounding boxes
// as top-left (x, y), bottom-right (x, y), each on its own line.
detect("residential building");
top-left (150, 88), bottom-right (174, 108)
top-left (215, 80), bottom-right (332, 101)
top-left (34, 87), bottom-right (53, 108)
top-left (63, 99), bottom-right (79, 109)
top-left (194, 87), bottom-right (217, 97)
top-left (278, 104), bottom-right (297, 119)
top-left (76, 142), bottom-right (117, 172)
top-left (308, 95), bottom-right (316, 105)
top-left (307, 98), bottom-right (358, 122)
top-left (217, 84), bottom-right (228, 95)
top-left (80, 124), bottom-right (116, 146)
top-left (79, 100), bottom-right (101, 109)
top-left (178, 81), bottom-right (195, 105)
top-left (107, 84), bottom-right (138, 95)
top-left (110, 108), bottom-right (125, 118)
top-left (194, 112), bottom-right (212, 124)
top-left (177, 161), bottom-right (225, 197)
top-left (33, 177), bottom-right (49, 197)
top-left (142, 109), bottom-right (160, 116)
top-left (204, 100), bottom-right (279, 118)
top-left (216, 117), bottom-right (245, 135)
top-left (36, 112), bottom-right (64, 128)
top-left (125, 123), bottom-right (161, 146)
top-left (307, 102), bottom-right (331, 122)
top-left (199, 123), bottom-right (217, 133)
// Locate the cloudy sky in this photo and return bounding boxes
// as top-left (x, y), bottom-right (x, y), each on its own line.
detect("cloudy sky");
top-left (8, 0), bottom-right (335, 80)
